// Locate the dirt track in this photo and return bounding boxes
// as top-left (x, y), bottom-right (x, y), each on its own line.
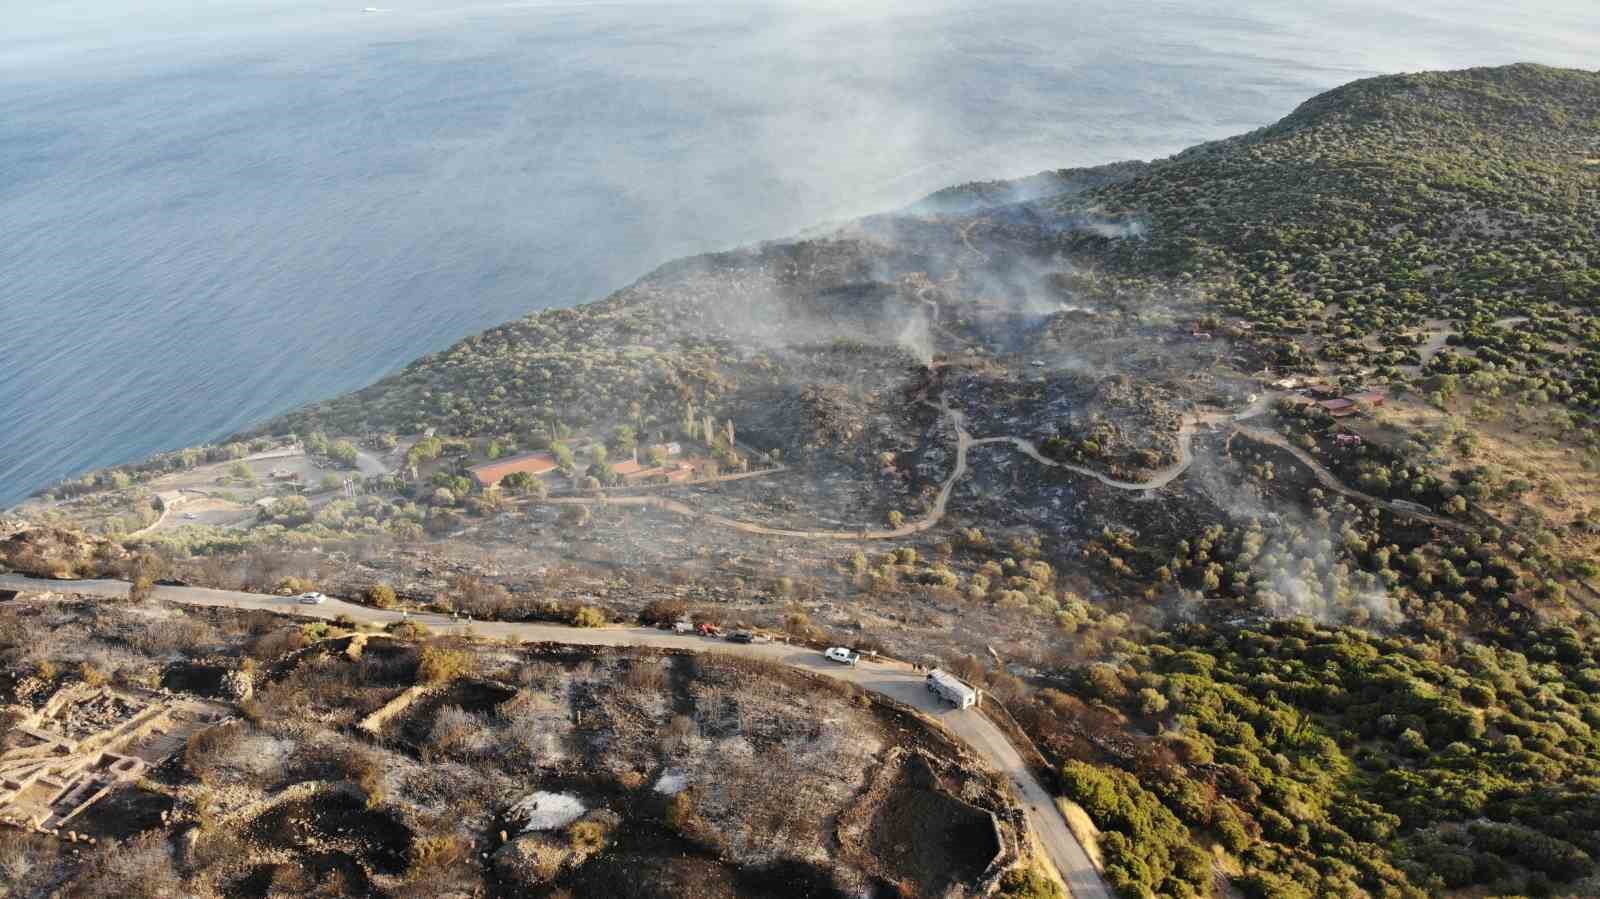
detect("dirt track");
top-left (0, 573), bottom-right (1112, 899)
top-left (541, 388), bottom-right (1243, 542)
top-left (1229, 426), bottom-right (1469, 531)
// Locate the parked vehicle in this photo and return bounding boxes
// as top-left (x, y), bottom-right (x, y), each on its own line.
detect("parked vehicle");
top-left (726, 631), bottom-right (755, 644)
top-left (925, 668), bottom-right (978, 709)
top-left (672, 620), bottom-right (694, 634)
top-left (696, 623), bottom-right (723, 637)
top-left (823, 647), bottom-right (860, 666)
top-left (298, 592), bottom-right (326, 605)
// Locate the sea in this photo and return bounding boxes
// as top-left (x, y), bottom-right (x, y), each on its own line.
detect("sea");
top-left (3, 0), bottom-right (1597, 508)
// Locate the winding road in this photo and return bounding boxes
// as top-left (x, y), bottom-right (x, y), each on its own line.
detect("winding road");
top-left (542, 387), bottom-right (1251, 543)
top-left (0, 573), bottom-right (1111, 899)
top-left (1228, 425), bottom-right (1469, 532)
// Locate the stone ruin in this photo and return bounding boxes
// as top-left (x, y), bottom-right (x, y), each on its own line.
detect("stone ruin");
top-left (0, 685), bottom-right (229, 839)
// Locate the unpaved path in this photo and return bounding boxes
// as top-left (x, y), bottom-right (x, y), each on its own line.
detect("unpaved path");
top-left (542, 388), bottom-right (1257, 542)
top-left (1229, 426), bottom-right (1469, 531)
top-left (548, 394), bottom-right (973, 541)
top-left (0, 573), bottom-right (1113, 899)
top-left (354, 450), bottom-right (390, 478)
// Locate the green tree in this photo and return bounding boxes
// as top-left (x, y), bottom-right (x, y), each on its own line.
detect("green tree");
top-left (499, 471), bottom-right (547, 498)
top-left (611, 425), bottom-right (638, 457)
top-left (330, 440), bottom-right (360, 468)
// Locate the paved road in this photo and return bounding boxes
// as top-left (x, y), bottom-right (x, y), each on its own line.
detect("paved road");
top-left (0, 573), bottom-right (1111, 899)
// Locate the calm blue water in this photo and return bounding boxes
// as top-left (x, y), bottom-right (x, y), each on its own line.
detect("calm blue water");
top-left (3, 0), bottom-right (1597, 508)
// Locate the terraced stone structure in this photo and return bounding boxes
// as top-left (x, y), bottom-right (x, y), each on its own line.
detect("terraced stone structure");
top-left (0, 685), bottom-right (228, 837)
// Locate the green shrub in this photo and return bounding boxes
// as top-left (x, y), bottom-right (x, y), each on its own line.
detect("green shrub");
top-left (366, 583), bottom-right (398, 609)
top-left (417, 645), bottom-right (476, 684)
top-left (572, 606), bottom-right (607, 628)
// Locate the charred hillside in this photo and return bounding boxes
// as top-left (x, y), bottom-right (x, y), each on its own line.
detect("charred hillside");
top-left (11, 64), bottom-right (1600, 899)
top-left (256, 65), bottom-right (1599, 455)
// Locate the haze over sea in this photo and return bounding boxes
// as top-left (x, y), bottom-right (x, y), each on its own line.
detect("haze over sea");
top-left (2, 0), bottom-right (1597, 508)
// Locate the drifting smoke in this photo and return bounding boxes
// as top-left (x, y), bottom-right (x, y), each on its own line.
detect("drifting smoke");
top-left (1190, 444), bottom-right (1402, 628)
top-left (1077, 219), bottom-right (1148, 240)
top-left (643, 188), bottom-right (1158, 378)
top-left (1258, 565), bottom-right (1400, 627)
top-left (895, 304), bottom-right (935, 366)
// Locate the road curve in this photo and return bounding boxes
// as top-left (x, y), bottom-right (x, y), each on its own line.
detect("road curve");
top-left (1229, 426), bottom-right (1469, 532)
top-left (0, 573), bottom-right (1111, 899)
top-left (542, 390), bottom-right (1227, 543)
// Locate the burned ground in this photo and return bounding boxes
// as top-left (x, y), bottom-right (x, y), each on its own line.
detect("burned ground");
top-left (0, 594), bottom-right (1021, 898)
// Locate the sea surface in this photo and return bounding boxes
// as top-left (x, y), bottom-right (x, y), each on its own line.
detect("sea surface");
top-left (3, 0), bottom-right (1597, 507)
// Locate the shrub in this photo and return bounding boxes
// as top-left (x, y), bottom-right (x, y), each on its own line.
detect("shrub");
top-left (386, 619), bottom-right (432, 640)
top-left (407, 833), bottom-right (467, 880)
top-left (997, 865), bottom-right (1065, 899)
top-left (1136, 687), bottom-right (1169, 716)
top-left (366, 583), bottom-right (398, 609)
top-left (184, 721), bottom-right (246, 781)
top-left (79, 662), bottom-right (110, 688)
top-left (666, 790), bottom-right (698, 834)
top-left (417, 645), bottom-right (476, 684)
top-left (568, 819), bottom-right (609, 853)
top-left (67, 829), bottom-right (184, 899)
top-left (637, 599), bottom-right (687, 627)
top-left (571, 606), bottom-right (607, 628)
top-left (275, 576), bottom-right (316, 595)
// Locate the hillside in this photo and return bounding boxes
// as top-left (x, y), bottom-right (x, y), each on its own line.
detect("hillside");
top-left (7, 64), bottom-right (1600, 899)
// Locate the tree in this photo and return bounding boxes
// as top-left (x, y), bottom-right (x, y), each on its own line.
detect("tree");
top-left (888, 510), bottom-right (905, 529)
top-left (261, 495), bottom-right (312, 527)
top-left (611, 425), bottom-right (638, 457)
top-left (551, 440), bottom-right (575, 473)
top-left (500, 471), bottom-right (547, 498)
top-left (330, 440), bottom-right (360, 468)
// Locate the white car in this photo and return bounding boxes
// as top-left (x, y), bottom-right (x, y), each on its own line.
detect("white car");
top-left (823, 647), bottom-right (860, 666)
top-left (298, 592), bottom-right (326, 605)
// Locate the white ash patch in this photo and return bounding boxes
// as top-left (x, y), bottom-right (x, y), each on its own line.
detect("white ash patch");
top-left (653, 770), bottom-right (689, 795)
top-left (508, 791), bottom-right (586, 832)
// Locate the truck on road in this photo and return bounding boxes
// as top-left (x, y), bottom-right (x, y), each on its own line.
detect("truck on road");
top-left (823, 647), bottom-right (860, 666)
top-left (926, 668), bottom-right (978, 709)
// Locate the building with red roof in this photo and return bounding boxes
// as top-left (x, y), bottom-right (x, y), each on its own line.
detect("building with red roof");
top-left (468, 452), bottom-right (558, 489)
